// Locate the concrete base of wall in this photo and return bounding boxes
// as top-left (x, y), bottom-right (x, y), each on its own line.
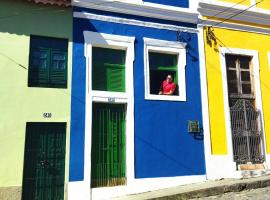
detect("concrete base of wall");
top-left (0, 186), bottom-right (21, 200)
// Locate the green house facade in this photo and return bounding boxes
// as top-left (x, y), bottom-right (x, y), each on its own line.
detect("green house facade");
top-left (0, 0), bottom-right (72, 199)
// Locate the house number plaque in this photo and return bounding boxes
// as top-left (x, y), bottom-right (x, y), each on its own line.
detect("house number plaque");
top-left (43, 113), bottom-right (52, 118)
top-left (108, 97), bottom-right (115, 102)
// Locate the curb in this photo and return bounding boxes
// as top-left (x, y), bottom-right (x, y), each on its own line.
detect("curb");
top-left (149, 175), bottom-right (270, 200)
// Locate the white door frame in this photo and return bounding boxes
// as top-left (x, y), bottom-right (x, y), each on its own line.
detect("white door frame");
top-left (219, 47), bottom-right (267, 169)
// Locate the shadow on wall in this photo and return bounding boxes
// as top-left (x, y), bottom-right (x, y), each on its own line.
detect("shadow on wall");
top-left (0, 0), bottom-right (72, 39)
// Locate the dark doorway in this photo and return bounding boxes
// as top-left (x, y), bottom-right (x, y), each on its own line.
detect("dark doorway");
top-left (22, 122), bottom-right (66, 200)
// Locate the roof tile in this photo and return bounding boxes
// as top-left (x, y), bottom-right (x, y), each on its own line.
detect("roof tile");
top-left (27, 0), bottom-right (71, 7)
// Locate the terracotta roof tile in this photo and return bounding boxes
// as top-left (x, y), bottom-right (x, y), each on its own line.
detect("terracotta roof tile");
top-left (27, 0), bottom-right (71, 7)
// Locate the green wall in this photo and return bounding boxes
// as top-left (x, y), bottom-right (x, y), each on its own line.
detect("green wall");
top-left (0, 0), bottom-right (72, 188)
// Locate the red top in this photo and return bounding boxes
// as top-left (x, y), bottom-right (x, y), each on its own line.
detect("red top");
top-left (162, 80), bottom-right (176, 94)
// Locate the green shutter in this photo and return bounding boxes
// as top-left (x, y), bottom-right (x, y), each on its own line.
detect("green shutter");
top-left (91, 103), bottom-right (126, 188)
top-left (29, 48), bottom-right (50, 86)
top-left (106, 63), bottom-right (125, 92)
top-left (28, 36), bottom-right (68, 88)
top-left (50, 50), bottom-right (67, 88)
top-left (92, 47), bottom-right (126, 92)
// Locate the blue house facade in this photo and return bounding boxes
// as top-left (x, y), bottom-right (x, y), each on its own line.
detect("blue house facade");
top-left (69, 1), bottom-right (206, 199)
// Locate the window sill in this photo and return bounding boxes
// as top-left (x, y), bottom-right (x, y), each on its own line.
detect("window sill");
top-left (145, 94), bottom-right (186, 101)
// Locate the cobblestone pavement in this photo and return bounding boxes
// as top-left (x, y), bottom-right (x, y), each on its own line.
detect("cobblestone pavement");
top-left (192, 186), bottom-right (270, 200)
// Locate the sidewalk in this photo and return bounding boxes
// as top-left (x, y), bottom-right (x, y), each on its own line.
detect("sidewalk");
top-left (114, 173), bottom-right (270, 200)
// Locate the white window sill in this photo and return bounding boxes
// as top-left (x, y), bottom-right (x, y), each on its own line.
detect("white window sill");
top-left (145, 94), bottom-right (186, 101)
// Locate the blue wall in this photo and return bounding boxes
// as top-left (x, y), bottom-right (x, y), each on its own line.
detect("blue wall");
top-left (143, 0), bottom-right (189, 8)
top-left (70, 8), bottom-right (205, 181)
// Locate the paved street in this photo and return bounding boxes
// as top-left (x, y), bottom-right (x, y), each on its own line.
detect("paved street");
top-left (192, 186), bottom-right (270, 200)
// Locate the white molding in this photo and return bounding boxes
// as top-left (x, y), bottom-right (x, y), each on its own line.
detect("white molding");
top-left (198, 0), bottom-right (270, 27)
top-left (68, 31), bottom-right (135, 200)
top-left (219, 47), bottom-right (267, 170)
top-left (74, 12), bottom-right (199, 33)
top-left (198, 20), bottom-right (270, 35)
top-left (198, 27), bottom-right (212, 179)
top-left (143, 37), bottom-right (187, 102)
top-left (72, 0), bottom-right (199, 24)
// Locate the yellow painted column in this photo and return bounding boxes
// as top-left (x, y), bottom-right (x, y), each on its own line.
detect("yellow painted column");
top-left (204, 28), bottom-right (228, 155)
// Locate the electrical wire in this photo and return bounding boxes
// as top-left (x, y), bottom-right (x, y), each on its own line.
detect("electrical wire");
top-left (209, 0), bottom-right (249, 19)
top-left (210, 0), bottom-right (266, 28)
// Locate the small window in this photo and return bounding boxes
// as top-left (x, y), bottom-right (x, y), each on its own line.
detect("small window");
top-left (28, 35), bottom-right (68, 88)
top-left (225, 54), bottom-right (253, 98)
top-left (149, 52), bottom-right (178, 95)
top-left (144, 38), bottom-right (186, 101)
top-left (92, 47), bottom-right (126, 92)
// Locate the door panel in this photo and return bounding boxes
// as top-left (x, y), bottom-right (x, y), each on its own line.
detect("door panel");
top-left (225, 54), bottom-right (265, 165)
top-left (22, 123), bottom-right (66, 200)
top-left (91, 103), bottom-right (126, 188)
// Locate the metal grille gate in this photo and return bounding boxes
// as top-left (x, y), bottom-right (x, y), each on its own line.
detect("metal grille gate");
top-left (230, 99), bottom-right (265, 164)
top-left (22, 123), bottom-right (66, 200)
top-left (91, 103), bottom-right (126, 188)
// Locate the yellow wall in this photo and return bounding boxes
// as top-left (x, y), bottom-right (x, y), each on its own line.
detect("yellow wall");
top-left (256, 0), bottom-right (270, 10)
top-left (204, 27), bottom-right (270, 155)
top-left (218, 0), bottom-right (250, 6)
top-left (218, 0), bottom-right (270, 10)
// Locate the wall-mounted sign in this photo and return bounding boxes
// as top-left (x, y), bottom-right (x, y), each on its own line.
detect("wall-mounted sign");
top-left (188, 120), bottom-right (200, 133)
top-left (108, 97), bottom-right (115, 102)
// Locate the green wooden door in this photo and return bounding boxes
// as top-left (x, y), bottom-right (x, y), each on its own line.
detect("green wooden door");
top-left (91, 103), bottom-right (126, 188)
top-left (22, 123), bottom-right (66, 200)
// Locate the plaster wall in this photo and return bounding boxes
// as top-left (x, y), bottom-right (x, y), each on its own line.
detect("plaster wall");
top-left (0, 0), bottom-right (72, 190)
top-left (70, 8), bottom-right (206, 183)
top-left (143, 0), bottom-right (189, 8)
top-left (217, 0), bottom-right (270, 9)
top-left (217, 0), bottom-right (250, 6)
top-left (256, 0), bottom-right (270, 10)
top-left (204, 27), bottom-right (270, 155)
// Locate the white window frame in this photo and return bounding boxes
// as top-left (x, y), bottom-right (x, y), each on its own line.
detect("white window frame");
top-left (219, 47), bottom-right (266, 167)
top-left (83, 31), bottom-right (135, 198)
top-left (144, 37), bottom-right (187, 101)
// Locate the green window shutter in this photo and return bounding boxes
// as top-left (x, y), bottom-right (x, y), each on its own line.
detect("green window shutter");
top-left (92, 47), bottom-right (126, 92)
top-left (50, 50), bottom-right (67, 88)
top-left (92, 64), bottom-right (107, 91)
top-left (29, 48), bottom-right (50, 86)
top-left (106, 64), bottom-right (125, 92)
top-left (28, 35), bottom-right (68, 88)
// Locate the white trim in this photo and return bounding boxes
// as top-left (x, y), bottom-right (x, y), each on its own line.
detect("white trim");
top-left (198, 20), bottom-right (270, 36)
top-left (68, 31), bottom-right (135, 200)
top-left (198, 0), bottom-right (270, 27)
top-left (72, 0), bottom-right (199, 24)
top-left (74, 12), bottom-right (199, 33)
top-left (198, 27), bottom-right (212, 179)
top-left (219, 48), bottom-right (267, 170)
top-left (250, 0), bottom-right (256, 7)
top-left (143, 38), bottom-right (187, 102)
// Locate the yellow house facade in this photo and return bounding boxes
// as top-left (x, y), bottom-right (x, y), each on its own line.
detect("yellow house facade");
top-left (198, 0), bottom-right (270, 179)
